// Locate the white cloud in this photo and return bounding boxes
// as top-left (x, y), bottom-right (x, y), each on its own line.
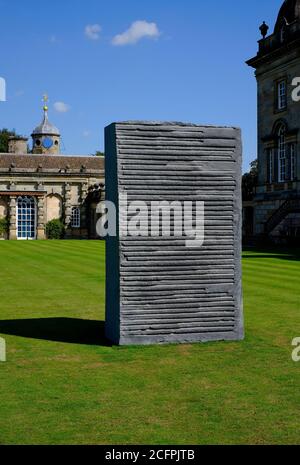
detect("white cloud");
top-left (85, 24), bottom-right (102, 40)
top-left (112, 20), bottom-right (160, 46)
top-left (83, 130), bottom-right (91, 137)
top-left (54, 101), bottom-right (70, 113)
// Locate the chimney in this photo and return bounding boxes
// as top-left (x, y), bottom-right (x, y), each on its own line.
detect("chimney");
top-left (8, 136), bottom-right (28, 154)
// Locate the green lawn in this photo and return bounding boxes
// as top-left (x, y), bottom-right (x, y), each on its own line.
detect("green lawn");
top-left (0, 241), bottom-right (299, 445)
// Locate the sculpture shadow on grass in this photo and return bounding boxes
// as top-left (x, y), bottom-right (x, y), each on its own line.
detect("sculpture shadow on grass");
top-left (0, 318), bottom-right (110, 346)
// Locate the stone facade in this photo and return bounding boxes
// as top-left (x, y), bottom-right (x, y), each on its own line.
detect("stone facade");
top-left (0, 106), bottom-right (104, 240)
top-left (0, 154), bottom-right (104, 240)
top-left (8, 137), bottom-right (28, 154)
top-left (247, 0), bottom-right (300, 241)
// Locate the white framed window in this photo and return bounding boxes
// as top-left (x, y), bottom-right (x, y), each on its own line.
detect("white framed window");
top-left (71, 207), bottom-right (80, 228)
top-left (291, 144), bottom-right (296, 181)
top-left (278, 125), bottom-right (286, 183)
top-left (268, 149), bottom-right (273, 183)
top-left (17, 196), bottom-right (36, 240)
top-left (278, 81), bottom-right (287, 110)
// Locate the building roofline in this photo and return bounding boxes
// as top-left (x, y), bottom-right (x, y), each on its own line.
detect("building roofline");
top-left (246, 36), bottom-right (300, 68)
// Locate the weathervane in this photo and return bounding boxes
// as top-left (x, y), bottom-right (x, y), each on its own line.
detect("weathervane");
top-left (42, 93), bottom-right (49, 112)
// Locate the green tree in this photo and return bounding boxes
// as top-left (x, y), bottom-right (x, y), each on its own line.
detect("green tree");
top-left (46, 219), bottom-right (65, 239)
top-left (0, 129), bottom-right (29, 153)
top-left (0, 129), bottom-right (16, 153)
top-left (93, 151), bottom-right (104, 157)
top-left (242, 159), bottom-right (258, 201)
top-left (0, 217), bottom-right (9, 238)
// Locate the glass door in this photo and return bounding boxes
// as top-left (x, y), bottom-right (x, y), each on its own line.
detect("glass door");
top-left (17, 196), bottom-right (36, 240)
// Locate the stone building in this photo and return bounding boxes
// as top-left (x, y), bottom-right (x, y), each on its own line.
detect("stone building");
top-left (0, 101), bottom-right (104, 240)
top-left (247, 0), bottom-right (300, 241)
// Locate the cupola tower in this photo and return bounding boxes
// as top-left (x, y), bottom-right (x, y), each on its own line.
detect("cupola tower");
top-left (31, 95), bottom-right (61, 154)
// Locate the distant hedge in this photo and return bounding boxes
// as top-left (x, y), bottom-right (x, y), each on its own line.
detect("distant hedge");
top-left (0, 217), bottom-right (9, 237)
top-left (46, 219), bottom-right (65, 239)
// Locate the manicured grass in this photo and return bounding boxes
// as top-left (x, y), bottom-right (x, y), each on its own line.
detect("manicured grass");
top-left (0, 241), bottom-right (299, 445)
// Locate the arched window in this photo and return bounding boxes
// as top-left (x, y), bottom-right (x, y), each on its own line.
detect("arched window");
top-left (71, 207), bottom-right (80, 228)
top-left (268, 149), bottom-right (273, 184)
top-left (17, 196), bottom-right (36, 240)
top-left (0, 198), bottom-right (7, 218)
top-left (291, 144), bottom-right (296, 181)
top-left (278, 125), bottom-right (286, 183)
top-left (46, 194), bottom-right (62, 223)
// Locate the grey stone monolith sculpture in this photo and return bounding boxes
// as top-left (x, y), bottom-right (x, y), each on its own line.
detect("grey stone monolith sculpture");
top-left (105, 121), bottom-right (243, 345)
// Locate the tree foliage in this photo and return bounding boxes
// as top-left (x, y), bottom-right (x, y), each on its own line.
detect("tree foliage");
top-left (93, 151), bottom-right (104, 157)
top-left (0, 129), bottom-right (29, 153)
top-left (0, 217), bottom-right (9, 237)
top-left (0, 129), bottom-right (16, 153)
top-left (242, 159), bottom-right (258, 201)
top-left (46, 219), bottom-right (65, 240)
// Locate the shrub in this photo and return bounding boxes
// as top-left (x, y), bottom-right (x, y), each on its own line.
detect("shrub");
top-left (0, 217), bottom-right (9, 237)
top-left (46, 219), bottom-right (65, 239)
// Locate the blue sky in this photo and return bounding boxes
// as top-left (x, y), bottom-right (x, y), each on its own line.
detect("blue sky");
top-left (0, 0), bottom-right (283, 170)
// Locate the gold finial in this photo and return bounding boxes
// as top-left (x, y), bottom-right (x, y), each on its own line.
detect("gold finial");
top-left (42, 93), bottom-right (49, 111)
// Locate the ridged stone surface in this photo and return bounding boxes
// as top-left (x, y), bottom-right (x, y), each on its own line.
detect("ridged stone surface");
top-left (105, 121), bottom-right (243, 345)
